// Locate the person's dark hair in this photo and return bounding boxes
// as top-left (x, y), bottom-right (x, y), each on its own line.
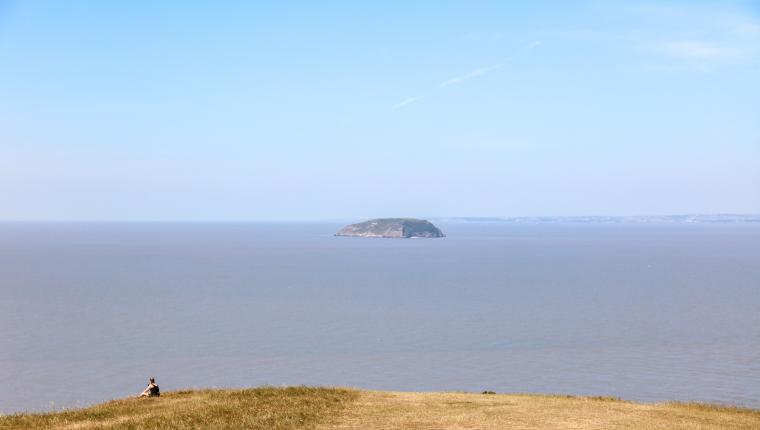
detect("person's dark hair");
top-left (149, 378), bottom-right (155, 384)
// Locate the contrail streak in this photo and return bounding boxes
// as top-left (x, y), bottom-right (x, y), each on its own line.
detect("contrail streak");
top-left (391, 40), bottom-right (542, 109)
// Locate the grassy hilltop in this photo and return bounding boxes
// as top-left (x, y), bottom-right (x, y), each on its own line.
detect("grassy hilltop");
top-left (2, 386), bottom-right (759, 430)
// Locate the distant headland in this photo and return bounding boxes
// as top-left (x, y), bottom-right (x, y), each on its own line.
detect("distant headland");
top-left (336, 218), bottom-right (445, 238)
top-left (431, 214), bottom-right (760, 224)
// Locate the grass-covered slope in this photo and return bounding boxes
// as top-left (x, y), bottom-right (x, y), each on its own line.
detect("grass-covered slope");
top-left (0, 387), bottom-right (356, 430)
top-left (334, 391), bottom-right (760, 430)
top-left (2, 387), bottom-right (760, 430)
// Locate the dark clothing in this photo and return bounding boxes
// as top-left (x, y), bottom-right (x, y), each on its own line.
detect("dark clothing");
top-left (149, 384), bottom-right (160, 397)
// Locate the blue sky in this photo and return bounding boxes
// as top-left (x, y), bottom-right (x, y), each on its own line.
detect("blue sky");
top-left (1, 1), bottom-right (758, 220)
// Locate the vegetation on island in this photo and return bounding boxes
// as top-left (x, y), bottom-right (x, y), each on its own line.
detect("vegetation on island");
top-left (335, 218), bottom-right (445, 238)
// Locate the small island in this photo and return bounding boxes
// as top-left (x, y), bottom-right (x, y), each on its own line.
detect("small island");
top-left (336, 218), bottom-right (445, 238)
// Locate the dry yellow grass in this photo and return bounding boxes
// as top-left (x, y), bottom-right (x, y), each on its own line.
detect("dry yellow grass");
top-left (324, 391), bottom-right (760, 430)
top-left (0, 387), bottom-right (356, 430)
top-left (2, 387), bottom-right (759, 430)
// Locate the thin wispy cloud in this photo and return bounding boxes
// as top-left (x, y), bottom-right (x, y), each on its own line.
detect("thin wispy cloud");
top-left (733, 22), bottom-right (760, 36)
top-left (392, 95), bottom-right (426, 110)
top-left (439, 65), bottom-right (501, 88)
top-left (656, 40), bottom-right (746, 60)
top-left (646, 38), bottom-right (757, 72)
top-left (618, 2), bottom-right (760, 70)
top-left (392, 40), bottom-right (542, 109)
top-left (526, 40), bottom-right (542, 50)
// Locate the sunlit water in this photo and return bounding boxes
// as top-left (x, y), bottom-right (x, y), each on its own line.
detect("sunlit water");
top-left (1, 222), bottom-right (759, 413)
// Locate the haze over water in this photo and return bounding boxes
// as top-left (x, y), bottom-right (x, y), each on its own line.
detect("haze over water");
top-left (1, 222), bottom-right (759, 413)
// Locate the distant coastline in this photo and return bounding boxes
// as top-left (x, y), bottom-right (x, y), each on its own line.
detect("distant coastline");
top-left (431, 214), bottom-right (760, 224)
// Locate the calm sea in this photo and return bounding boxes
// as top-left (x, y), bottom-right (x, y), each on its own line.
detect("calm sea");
top-left (1, 222), bottom-right (759, 413)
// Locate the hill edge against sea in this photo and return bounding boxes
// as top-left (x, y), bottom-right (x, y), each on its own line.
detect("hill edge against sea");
top-left (2, 387), bottom-right (759, 430)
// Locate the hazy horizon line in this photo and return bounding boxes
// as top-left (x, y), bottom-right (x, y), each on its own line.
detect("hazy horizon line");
top-left (0, 213), bottom-right (758, 224)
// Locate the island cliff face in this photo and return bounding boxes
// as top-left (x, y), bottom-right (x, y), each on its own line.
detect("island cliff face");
top-left (336, 218), bottom-right (445, 238)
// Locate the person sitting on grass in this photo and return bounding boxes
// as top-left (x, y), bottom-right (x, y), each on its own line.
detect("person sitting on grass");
top-left (139, 378), bottom-right (160, 397)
